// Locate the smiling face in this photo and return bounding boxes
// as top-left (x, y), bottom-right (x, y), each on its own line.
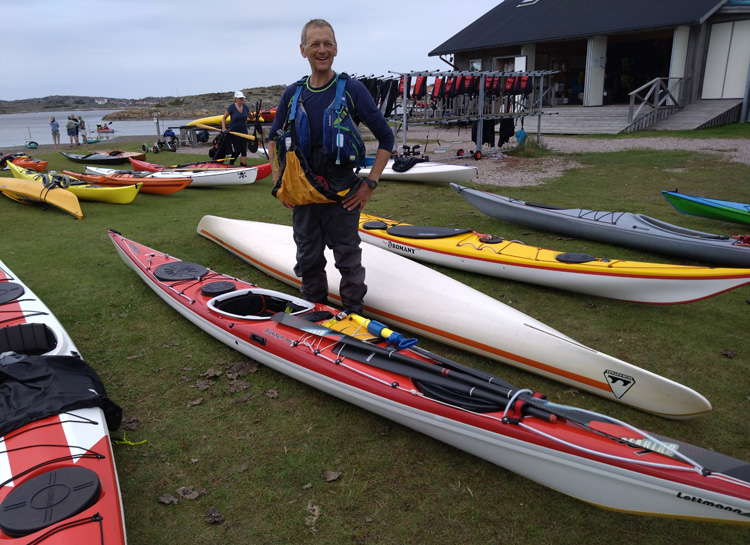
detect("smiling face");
top-left (300, 24), bottom-right (337, 80)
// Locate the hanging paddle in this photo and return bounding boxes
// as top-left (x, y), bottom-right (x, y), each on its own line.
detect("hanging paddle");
top-left (249, 99), bottom-right (264, 156)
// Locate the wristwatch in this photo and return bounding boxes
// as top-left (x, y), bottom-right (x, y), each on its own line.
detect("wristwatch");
top-left (365, 178), bottom-right (378, 190)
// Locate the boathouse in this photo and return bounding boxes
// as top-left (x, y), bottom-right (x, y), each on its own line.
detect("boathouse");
top-left (429, 0), bottom-right (750, 132)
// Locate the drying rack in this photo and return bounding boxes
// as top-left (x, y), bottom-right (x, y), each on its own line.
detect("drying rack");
top-left (354, 68), bottom-right (558, 159)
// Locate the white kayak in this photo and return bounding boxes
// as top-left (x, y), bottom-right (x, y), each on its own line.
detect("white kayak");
top-left (196, 215), bottom-right (711, 419)
top-left (146, 167), bottom-right (257, 187)
top-left (84, 166), bottom-right (257, 187)
top-left (357, 158), bottom-right (477, 184)
top-left (0, 261), bottom-right (76, 357)
top-left (0, 259), bottom-right (127, 544)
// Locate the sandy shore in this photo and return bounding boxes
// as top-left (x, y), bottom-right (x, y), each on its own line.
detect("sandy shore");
top-left (0, 135), bottom-right (153, 155)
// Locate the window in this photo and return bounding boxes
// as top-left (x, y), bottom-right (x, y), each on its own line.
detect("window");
top-left (469, 59), bottom-right (482, 71)
top-left (493, 56), bottom-right (516, 72)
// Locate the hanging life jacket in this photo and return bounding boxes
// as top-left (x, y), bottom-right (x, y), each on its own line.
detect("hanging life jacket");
top-left (272, 74), bottom-right (366, 205)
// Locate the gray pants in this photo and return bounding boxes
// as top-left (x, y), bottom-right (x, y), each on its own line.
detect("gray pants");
top-left (292, 202), bottom-right (366, 313)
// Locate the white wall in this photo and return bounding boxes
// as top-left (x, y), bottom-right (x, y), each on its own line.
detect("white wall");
top-left (584, 35), bottom-right (607, 106)
top-left (668, 26), bottom-right (691, 105)
top-left (702, 20), bottom-right (750, 99)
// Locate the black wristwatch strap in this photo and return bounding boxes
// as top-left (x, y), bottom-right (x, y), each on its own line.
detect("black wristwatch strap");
top-left (366, 178), bottom-right (378, 189)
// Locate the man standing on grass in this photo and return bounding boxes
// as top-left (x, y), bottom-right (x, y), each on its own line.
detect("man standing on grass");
top-left (267, 19), bottom-right (394, 315)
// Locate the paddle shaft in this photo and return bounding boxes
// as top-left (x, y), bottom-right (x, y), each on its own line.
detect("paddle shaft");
top-left (195, 123), bottom-right (255, 141)
top-left (272, 312), bottom-right (556, 421)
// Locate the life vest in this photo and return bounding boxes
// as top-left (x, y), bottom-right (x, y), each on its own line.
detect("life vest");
top-left (272, 73), bottom-right (366, 205)
top-left (275, 73), bottom-right (366, 168)
top-left (504, 75), bottom-right (531, 96)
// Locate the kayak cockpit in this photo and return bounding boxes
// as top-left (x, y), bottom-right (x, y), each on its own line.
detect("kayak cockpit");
top-left (0, 323), bottom-right (58, 356)
top-left (208, 287), bottom-right (315, 320)
top-left (635, 214), bottom-right (733, 240)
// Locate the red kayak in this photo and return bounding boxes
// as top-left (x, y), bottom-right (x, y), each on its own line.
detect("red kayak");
top-left (0, 259), bottom-right (126, 544)
top-left (258, 106), bottom-right (276, 123)
top-left (110, 230), bottom-right (750, 525)
top-left (129, 158), bottom-right (272, 180)
top-left (129, 158), bottom-right (231, 172)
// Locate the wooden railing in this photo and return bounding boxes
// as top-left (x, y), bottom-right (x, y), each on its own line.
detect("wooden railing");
top-left (628, 77), bottom-right (689, 123)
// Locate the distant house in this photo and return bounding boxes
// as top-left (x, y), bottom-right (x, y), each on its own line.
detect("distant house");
top-left (430, 0), bottom-right (750, 108)
top-left (95, 98), bottom-right (109, 105)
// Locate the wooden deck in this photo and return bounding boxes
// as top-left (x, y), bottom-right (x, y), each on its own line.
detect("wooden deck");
top-left (533, 100), bottom-right (742, 135)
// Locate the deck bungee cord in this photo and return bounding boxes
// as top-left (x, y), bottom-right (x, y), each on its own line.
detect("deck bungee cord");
top-left (0, 309), bottom-right (49, 326)
top-left (0, 445), bottom-right (105, 489)
top-left (24, 514), bottom-right (105, 545)
top-left (0, 412), bottom-right (99, 444)
top-left (275, 310), bottom-right (750, 491)
top-left (281, 313), bottom-right (699, 466)
top-left (281, 315), bottom-right (741, 483)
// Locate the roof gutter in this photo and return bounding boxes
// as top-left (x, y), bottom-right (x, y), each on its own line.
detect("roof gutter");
top-left (699, 0), bottom-right (732, 23)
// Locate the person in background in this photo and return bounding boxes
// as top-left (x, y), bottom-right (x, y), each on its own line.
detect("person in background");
top-left (221, 91), bottom-right (249, 166)
top-left (77, 115), bottom-right (87, 145)
top-left (73, 114), bottom-right (80, 145)
top-left (65, 115), bottom-right (78, 147)
top-left (50, 117), bottom-right (61, 149)
top-left (267, 18), bottom-right (393, 315)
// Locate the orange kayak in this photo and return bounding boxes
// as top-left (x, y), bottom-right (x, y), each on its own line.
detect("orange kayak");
top-left (61, 169), bottom-right (191, 195)
top-left (1, 154), bottom-right (47, 172)
top-left (12, 156), bottom-right (48, 172)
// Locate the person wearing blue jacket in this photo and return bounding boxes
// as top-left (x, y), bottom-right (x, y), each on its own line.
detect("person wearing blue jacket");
top-left (268, 18), bottom-right (394, 315)
top-left (49, 117), bottom-right (60, 149)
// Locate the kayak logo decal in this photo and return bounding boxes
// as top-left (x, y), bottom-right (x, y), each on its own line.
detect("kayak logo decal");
top-left (386, 241), bottom-right (416, 254)
top-left (676, 492), bottom-right (750, 518)
top-left (604, 370), bottom-right (635, 398)
top-left (263, 328), bottom-right (285, 340)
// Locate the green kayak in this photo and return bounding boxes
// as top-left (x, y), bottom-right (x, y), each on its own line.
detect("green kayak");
top-left (662, 190), bottom-right (750, 226)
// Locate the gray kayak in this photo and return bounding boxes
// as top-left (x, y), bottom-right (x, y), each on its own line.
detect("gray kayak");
top-left (451, 183), bottom-right (750, 267)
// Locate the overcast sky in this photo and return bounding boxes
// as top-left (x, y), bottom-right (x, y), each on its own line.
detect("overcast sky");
top-left (0, 0), bottom-right (500, 101)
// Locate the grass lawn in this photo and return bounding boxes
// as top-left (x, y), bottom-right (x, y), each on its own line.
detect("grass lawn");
top-left (1, 127), bottom-right (749, 544)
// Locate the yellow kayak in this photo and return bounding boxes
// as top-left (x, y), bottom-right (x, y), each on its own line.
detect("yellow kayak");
top-left (8, 162), bottom-right (141, 204)
top-left (359, 213), bottom-right (750, 304)
top-left (0, 176), bottom-right (83, 219)
top-left (187, 113), bottom-right (264, 127)
top-left (66, 180), bottom-right (142, 204)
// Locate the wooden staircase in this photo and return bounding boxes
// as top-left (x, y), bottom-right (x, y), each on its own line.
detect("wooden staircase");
top-left (535, 105), bottom-right (631, 135)
top-left (647, 99), bottom-right (743, 131)
top-left (534, 100), bottom-right (742, 135)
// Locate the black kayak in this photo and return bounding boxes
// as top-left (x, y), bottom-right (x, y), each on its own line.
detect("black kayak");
top-left (60, 150), bottom-right (147, 165)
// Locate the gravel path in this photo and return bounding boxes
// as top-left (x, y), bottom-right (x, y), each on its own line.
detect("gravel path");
top-left (544, 136), bottom-right (750, 164)
top-left (383, 128), bottom-right (750, 187)
top-left (177, 126), bottom-right (750, 188)
top-left (469, 136), bottom-right (750, 187)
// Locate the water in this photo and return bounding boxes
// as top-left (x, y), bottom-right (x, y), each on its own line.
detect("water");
top-left (0, 109), bottom-right (198, 149)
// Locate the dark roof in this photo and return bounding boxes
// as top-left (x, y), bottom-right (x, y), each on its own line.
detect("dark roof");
top-left (430, 0), bottom-right (727, 56)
